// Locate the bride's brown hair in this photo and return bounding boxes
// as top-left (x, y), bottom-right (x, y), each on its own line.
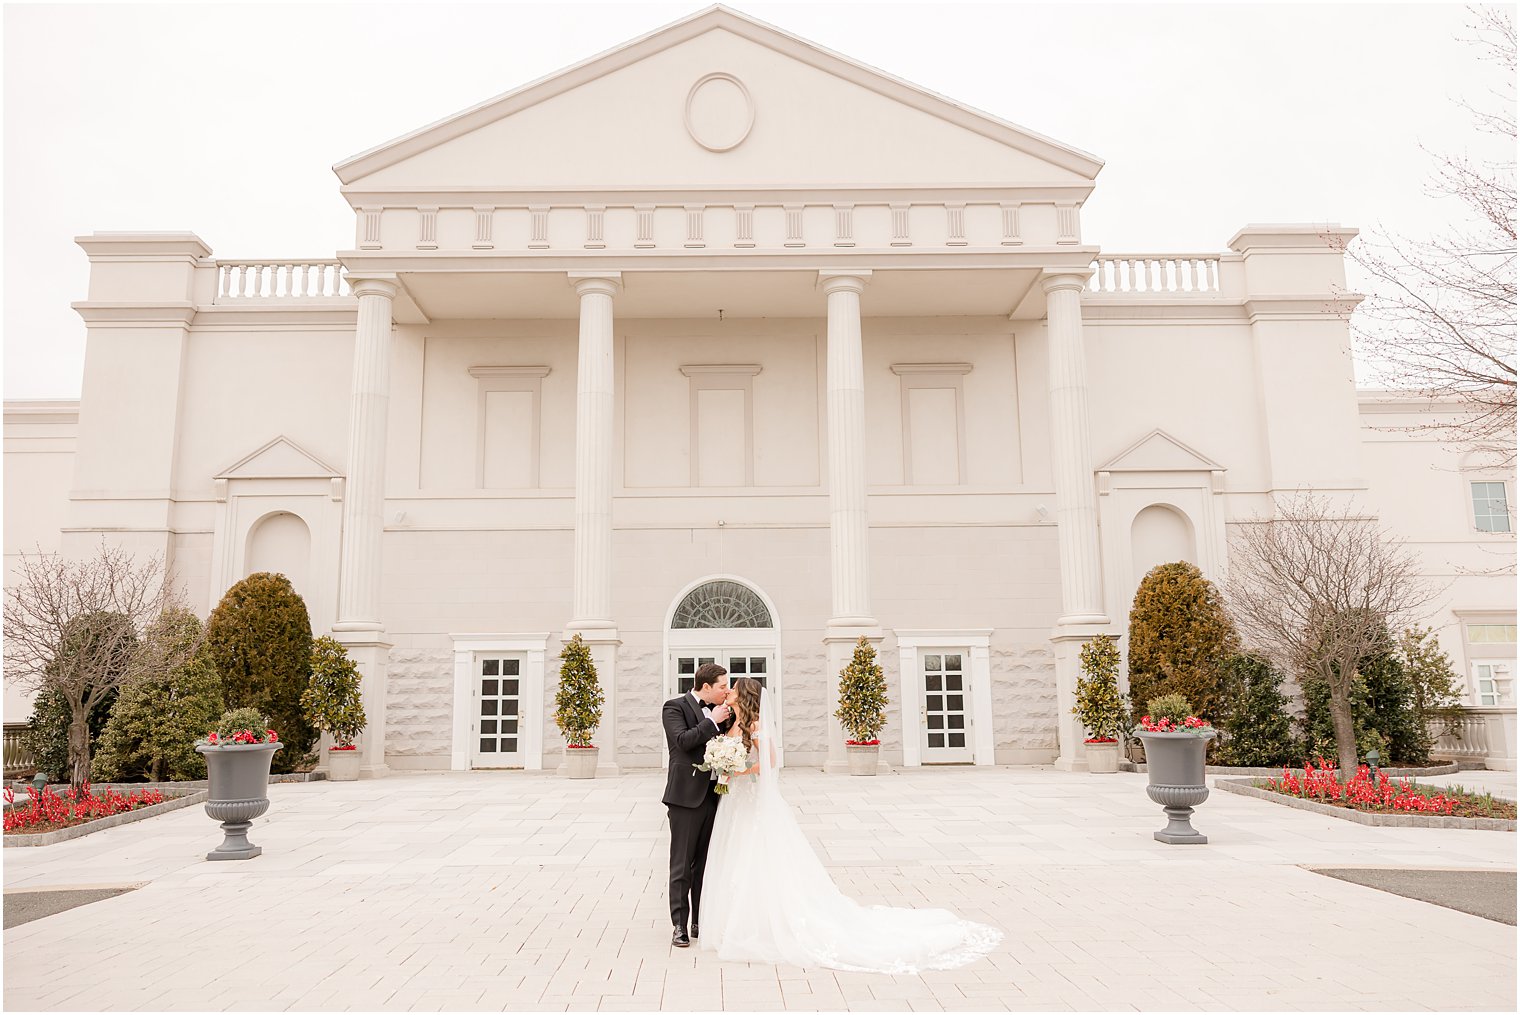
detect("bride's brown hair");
top-left (731, 677), bottom-right (764, 754)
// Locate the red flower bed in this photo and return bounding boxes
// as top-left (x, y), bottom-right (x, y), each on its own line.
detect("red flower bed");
top-left (4, 783), bottom-right (167, 835)
top-left (845, 739), bottom-right (880, 746)
top-left (1257, 759), bottom-right (1516, 819)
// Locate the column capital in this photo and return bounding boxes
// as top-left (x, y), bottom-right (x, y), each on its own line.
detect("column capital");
top-left (817, 270), bottom-right (872, 295)
top-left (348, 275), bottom-right (399, 300)
top-left (568, 272), bottom-right (622, 297)
top-left (1039, 269), bottom-right (1092, 294)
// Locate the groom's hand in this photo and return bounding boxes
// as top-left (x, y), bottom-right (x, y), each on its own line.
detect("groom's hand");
top-left (710, 703), bottom-right (731, 725)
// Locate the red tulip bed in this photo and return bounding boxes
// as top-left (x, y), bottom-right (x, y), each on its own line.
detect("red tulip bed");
top-left (1256, 759), bottom-right (1515, 820)
top-left (3, 783), bottom-right (167, 835)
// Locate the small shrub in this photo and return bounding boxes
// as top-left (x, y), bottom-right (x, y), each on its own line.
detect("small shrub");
top-left (301, 637), bottom-right (367, 748)
top-left (835, 637), bottom-right (888, 743)
top-left (205, 573), bottom-right (315, 772)
top-left (206, 707), bottom-right (279, 745)
top-left (1143, 693), bottom-right (1193, 727)
top-left (553, 634), bottom-right (603, 748)
top-left (1397, 626), bottom-right (1468, 761)
top-left (92, 608), bottom-right (224, 783)
top-left (1215, 653), bottom-right (1298, 767)
top-left (1072, 636), bottom-right (1128, 741)
top-left (1127, 562), bottom-right (1238, 722)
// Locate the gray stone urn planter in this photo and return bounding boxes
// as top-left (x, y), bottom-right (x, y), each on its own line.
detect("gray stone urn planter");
top-left (846, 743), bottom-right (879, 776)
top-left (1084, 739), bottom-right (1120, 774)
top-left (195, 741), bottom-right (281, 860)
top-left (1134, 730), bottom-right (1215, 844)
top-left (326, 747), bottom-right (361, 782)
top-left (565, 746), bottom-right (599, 779)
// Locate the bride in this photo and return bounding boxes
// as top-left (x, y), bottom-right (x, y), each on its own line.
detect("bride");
top-left (697, 677), bottom-right (1002, 973)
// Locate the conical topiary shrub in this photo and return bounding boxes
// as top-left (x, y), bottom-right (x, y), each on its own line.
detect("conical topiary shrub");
top-left (553, 634), bottom-right (604, 749)
top-left (1127, 561), bottom-right (1238, 724)
top-left (205, 572), bottom-right (316, 774)
top-left (835, 636), bottom-right (888, 744)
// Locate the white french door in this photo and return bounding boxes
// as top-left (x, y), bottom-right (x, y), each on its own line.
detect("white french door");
top-left (667, 641), bottom-right (781, 767)
top-left (920, 650), bottom-right (973, 763)
top-left (471, 654), bottom-right (524, 767)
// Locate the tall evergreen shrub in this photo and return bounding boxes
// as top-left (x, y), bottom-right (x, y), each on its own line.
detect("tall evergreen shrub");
top-left (1127, 561), bottom-right (1238, 722)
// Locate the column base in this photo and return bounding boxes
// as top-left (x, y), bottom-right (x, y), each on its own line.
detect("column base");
top-left (1050, 619), bottom-right (1111, 771)
top-left (331, 630), bottom-right (392, 778)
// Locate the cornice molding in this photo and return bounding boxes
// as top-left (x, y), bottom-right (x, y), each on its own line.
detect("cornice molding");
top-left (71, 301), bottom-right (196, 327)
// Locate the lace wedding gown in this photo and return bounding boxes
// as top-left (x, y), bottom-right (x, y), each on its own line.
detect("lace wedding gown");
top-left (698, 690), bottom-right (1002, 973)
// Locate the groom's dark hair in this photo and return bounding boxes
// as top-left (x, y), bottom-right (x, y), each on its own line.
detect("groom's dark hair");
top-left (693, 663), bottom-right (728, 690)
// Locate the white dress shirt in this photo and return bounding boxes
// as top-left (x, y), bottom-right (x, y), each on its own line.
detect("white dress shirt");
top-left (689, 689), bottom-right (722, 731)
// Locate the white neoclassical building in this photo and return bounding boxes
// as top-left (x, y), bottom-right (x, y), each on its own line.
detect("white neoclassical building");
top-left (4, 6), bottom-right (1515, 774)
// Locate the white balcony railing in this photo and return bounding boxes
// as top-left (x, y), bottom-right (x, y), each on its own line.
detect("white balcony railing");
top-left (215, 261), bottom-right (350, 301)
top-left (1089, 255), bottom-right (1221, 294)
top-left (1429, 706), bottom-right (1518, 771)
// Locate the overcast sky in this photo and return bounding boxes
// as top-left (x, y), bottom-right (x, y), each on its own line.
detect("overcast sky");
top-left (3, 1), bottom-right (1512, 399)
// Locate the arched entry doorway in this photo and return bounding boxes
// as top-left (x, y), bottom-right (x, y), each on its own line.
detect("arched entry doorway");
top-left (664, 576), bottom-right (782, 765)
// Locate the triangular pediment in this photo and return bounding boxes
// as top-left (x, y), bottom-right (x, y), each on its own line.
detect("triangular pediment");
top-left (216, 437), bottom-right (340, 480)
top-left (335, 6), bottom-right (1103, 192)
top-left (1100, 430), bottom-right (1224, 473)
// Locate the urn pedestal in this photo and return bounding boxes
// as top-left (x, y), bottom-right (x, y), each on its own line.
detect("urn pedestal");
top-left (195, 741), bottom-right (281, 861)
top-left (1134, 730), bottom-right (1215, 844)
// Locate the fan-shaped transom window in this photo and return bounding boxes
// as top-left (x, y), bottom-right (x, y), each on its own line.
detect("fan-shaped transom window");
top-left (671, 580), bottom-right (773, 629)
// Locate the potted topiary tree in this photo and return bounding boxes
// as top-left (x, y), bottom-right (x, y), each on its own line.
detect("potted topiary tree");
top-left (301, 636), bottom-right (367, 782)
top-left (195, 707), bottom-right (281, 860)
top-left (1071, 635), bottom-right (1128, 774)
top-left (554, 634), bottom-right (603, 779)
top-left (1133, 693), bottom-right (1216, 844)
top-left (835, 636), bottom-right (888, 776)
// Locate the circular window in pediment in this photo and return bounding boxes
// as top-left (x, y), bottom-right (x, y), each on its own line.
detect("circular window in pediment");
top-left (685, 73), bottom-right (754, 153)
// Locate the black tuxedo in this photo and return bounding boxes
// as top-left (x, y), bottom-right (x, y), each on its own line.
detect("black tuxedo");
top-left (662, 692), bottom-right (732, 930)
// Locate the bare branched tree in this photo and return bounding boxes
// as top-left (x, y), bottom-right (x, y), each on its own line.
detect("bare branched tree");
top-left (1339, 7), bottom-right (1516, 467)
top-left (3, 542), bottom-right (190, 789)
top-left (1226, 493), bottom-right (1438, 775)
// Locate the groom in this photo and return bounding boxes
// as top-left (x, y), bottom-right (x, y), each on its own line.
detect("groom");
top-left (662, 662), bottom-right (732, 948)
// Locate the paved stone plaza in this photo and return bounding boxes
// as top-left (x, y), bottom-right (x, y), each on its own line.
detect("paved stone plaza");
top-left (4, 767), bottom-right (1515, 1012)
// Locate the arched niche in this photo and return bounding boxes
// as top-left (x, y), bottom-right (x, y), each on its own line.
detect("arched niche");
top-left (244, 510), bottom-right (313, 598)
top-left (1131, 503), bottom-right (1197, 579)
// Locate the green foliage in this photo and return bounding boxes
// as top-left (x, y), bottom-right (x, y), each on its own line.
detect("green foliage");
top-left (553, 634), bottom-right (603, 747)
top-left (1127, 561), bottom-right (1238, 722)
top-left (1214, 654), bottom-right (1299, 767)
top-left (209, 707), bottom-right (279, 744)
top-left (23, 685), bottom-right (116, 783)
top-left (301, 636), bottom-right (367, 748)
top-left (1144, 693), bottom-right (1194, 727)
top-left (835, 637), bottom-right (888, 742)
top-left (1360, 651), bottom-right (1425, 763)
top-left (1299, 675), bottom-right (1388, 764)
top-left (92, 608), bottom-right (224, 782)
top-left (1072, 636), bottom-right (1128, 740)
top-left (22, 611), bottom-right (135, 783)
top-left (1398, 626), bottom-right (1468, 759)
top-left (205, 573), bottom-right (315, 772)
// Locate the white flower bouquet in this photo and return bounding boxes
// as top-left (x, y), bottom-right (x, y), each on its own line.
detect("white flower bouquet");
top-left (694, 735), bottom-right (749, 794)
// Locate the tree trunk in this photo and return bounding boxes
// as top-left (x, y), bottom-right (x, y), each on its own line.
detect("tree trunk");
top-left (1327, 684), bottom-right (1359, 776)
top-left (68, 712), bottom-right (91, 792)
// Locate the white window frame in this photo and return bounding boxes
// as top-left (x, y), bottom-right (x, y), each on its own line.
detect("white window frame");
top-left (1456, 612), bottom-right (1518, 706)
top-left (470, 365), bottom-right (550, 489)
top-left (890, 363), bottom-right (972, 486)
top-left (1467, 478), bottom-right (1514, 534)
top-left (894, 630), bottom-right (994, 766)
top-left (450, 633), bottom-right (549, 771)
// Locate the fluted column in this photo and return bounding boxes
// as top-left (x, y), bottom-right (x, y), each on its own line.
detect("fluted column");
top-left (334, 276), bottom-right (397, 632)
top-left (819, 271), bottom-right (882, 774)
top-left (334, 274), bottom-right (397, 778)
top-left (565, 272), bottom-right (621, 776)
top-left (1042, 270), bottom-right (1110, 771)
top-left (820, 271), bottom-right (875, 626)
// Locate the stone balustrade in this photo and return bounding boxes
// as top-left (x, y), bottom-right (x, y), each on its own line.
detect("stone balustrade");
top-left (215, 261), bottom-right (350, 301)
top-left (4, 723), bottom-right (36, 779)
top-left (1429, 705), bottom-right (1518, 772)
top-left (1088, 254), bottom-right (1222, 294)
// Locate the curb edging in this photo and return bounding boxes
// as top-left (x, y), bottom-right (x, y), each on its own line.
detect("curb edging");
top-left (1216, 778), bottom-right (1516, 830)
top-left (4, 792), bottom-right (209, 847)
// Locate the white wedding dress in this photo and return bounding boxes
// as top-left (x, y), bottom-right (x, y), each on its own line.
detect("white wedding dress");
top-left (698, 690), bottom-right (1002, 973)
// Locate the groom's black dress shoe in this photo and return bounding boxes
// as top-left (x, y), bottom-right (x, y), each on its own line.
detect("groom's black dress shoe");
top-left (672, 927), bottom-right (690, 948)
top-left (690, 922), bottom-right (699, 940)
